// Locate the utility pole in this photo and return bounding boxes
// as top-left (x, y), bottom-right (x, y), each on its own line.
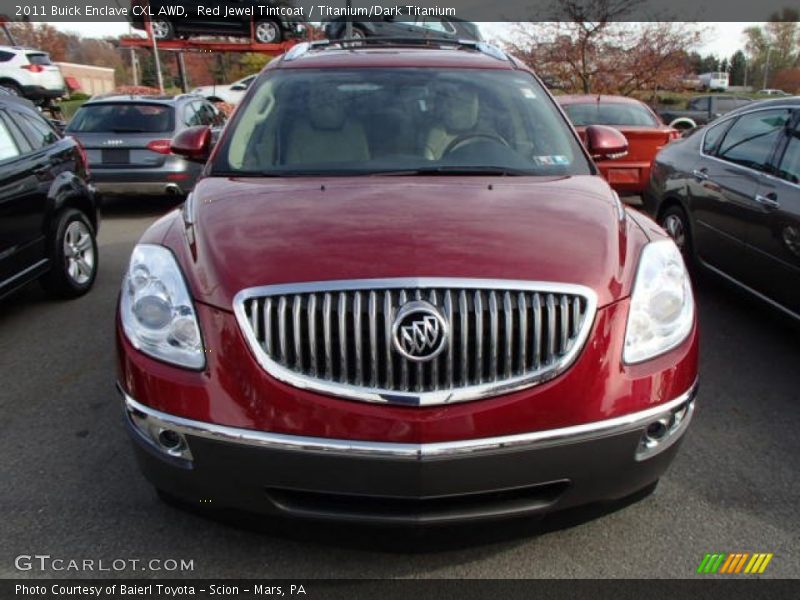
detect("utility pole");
top-left (763, 47), bottom-right (773, 90)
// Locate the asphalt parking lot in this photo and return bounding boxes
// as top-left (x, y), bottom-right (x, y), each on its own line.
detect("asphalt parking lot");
top-left (1, 196), bottom-right (798, 579)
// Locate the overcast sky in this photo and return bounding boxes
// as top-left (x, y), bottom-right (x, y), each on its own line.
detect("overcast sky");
top-left (52, 21), bottom-right (760, 59)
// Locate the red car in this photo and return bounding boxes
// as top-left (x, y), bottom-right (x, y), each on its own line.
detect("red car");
top-left (116, 40), bottom-right (698, 525)
top-left (558, 95), bottom-right (680, 195)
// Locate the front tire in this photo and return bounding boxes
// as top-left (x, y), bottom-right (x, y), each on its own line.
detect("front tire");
top-left (40, 209), bottom-right (98, 298)
top-left (254, 20), bottom-right (282, 44)
top-left (659, 205), bottom-right (693, 265)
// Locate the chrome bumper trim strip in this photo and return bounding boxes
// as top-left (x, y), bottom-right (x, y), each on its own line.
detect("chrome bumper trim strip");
top-left (120, 381), bottom-right (697, 460)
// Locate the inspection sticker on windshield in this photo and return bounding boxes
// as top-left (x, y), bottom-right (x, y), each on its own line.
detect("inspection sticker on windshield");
top-left (533, 155), bottom-right (569, 166)
top-left (520, 87), bottom-right (537, 99)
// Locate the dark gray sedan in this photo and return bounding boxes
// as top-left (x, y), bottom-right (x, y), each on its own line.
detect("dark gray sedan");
top-left (644, 97), bottom-right (800, 320)
top-left (66, 94), bottom-right (224, 198)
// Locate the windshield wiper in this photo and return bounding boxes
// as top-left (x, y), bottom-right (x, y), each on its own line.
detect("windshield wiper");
top-left (110, 128), bottom-right (150, 133)
top-left (374, 166), bottom-right (534, 176)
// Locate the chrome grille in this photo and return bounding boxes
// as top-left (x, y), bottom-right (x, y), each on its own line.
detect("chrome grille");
top-left (234, 279), bottom-right (597, 406)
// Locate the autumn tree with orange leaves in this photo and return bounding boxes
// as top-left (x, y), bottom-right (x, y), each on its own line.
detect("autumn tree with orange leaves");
top-left (503, 0), bottom-right (703, 95)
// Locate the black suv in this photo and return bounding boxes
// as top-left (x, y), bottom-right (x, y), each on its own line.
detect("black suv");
top-left (130, 0), bottom-right (306, 43)
top-left (0, 95), bottom-right (98, 300)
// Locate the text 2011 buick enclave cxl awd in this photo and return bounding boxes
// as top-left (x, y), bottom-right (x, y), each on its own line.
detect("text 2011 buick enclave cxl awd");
top-left (116, 41), bottom-right (698, 525)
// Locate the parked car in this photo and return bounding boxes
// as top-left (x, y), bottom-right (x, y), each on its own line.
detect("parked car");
top-left (657, 94), bottom-right (752, 131)
top-left (644, 97), bottom-right (800, 320)
top-left (558, 95), bottom-right (680, 195)
top-left (65, 94), bottom-right (225, 198)
top-left (130, 0), bottom-right (306, 43)
top-left (757, 88), bottom-right (791, 97)
top-left (191, 74), bottom-right (256, 105)
top-left (117, 40), bottom-right (698, 525)
top-left (0, 46), bottom-right (66, 106)
top-left (323, 11), bottom-right (481, 41)
top-left (0, 95), bottom-right (98, 300)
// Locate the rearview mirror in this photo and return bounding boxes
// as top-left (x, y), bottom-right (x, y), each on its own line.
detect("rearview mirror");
top-left (585, 125), bottom-right (628, 160)
top-left (171, 125), bottom-right (212, 163)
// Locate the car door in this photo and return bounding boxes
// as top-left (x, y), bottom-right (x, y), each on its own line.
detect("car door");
top-left (0, 109), bottom-right (48, 290)
top-left (739, 110), bottom-right (800, 316)
top-left (690, 108), bottom-right (792, 283)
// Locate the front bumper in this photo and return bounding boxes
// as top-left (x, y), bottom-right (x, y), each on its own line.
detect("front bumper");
top-left (121, 383), bottom-right (696, 525)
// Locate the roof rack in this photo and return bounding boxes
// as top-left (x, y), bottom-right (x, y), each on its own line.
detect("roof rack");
top-left (283, 37), bottom-right (511, 64)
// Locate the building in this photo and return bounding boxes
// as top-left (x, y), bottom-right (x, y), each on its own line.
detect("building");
top-left (54, 62), bottom-right (115, 96)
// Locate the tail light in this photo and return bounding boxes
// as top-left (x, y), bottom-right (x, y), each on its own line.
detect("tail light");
top-left (146, 139), bottom-right (172, 155)
top-left (74, 138), bottom-right (90, 179)
top-left (21, 64), bottom-right (45, 73)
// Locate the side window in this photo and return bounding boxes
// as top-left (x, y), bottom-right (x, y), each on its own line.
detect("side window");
top-left (420, 18), bottom-right (456, 34)
top-left (776, 122), bottom-right (800, 184)
top-left (689, 97), bottom-right (709, 112)
top-left (0, 50), bottom-right (15, 62)
top-left (183, 102), bottom-right (201, 126)
top-left (14, 111), bottom-right (59, 149)
top-left (715, 98), bottom-right (737, 112)
top-left (0, 117), bottom-right (20, 162)
top-left (717, 109), bottom-right (791, 172)
top-left (702, 120), bottom-right (729, 155)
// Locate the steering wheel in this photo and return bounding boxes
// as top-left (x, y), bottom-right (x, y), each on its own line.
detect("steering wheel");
top-left (443, 132), bottom-right (510, 156)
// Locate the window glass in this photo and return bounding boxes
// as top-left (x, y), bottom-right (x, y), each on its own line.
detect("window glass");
top-left (217, 68), bottom-right (591, 177)
top-left (25, 53), bottom-right (52, 65)
top-left (184, 102), bottom-right (202, 126)
top-left (563, 102), bottom-right (658, 127)
top-left (702, 120), bottom-right (729, 155)
top-left (717, 109), bottom-right (790, 172)
top-left (0, 118), bottom-right (20, 161)
top-left (66, 103), bottom-right (174, 133)
top-left (777, 124), bottom-right (800, 184)
top-left (689, 97), bottom-right (709, 111)
top-left (0, 51), bottom-right (15, 62)
top-left (420, 18), bottom-right (456, 34)
top-left (716, 98), bottom-right (744, 112)
top-left (15, 111), bottom-right (59, 149)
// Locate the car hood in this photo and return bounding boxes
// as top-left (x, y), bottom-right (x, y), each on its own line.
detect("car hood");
top-left (159, 175), bottom-right (650, 311)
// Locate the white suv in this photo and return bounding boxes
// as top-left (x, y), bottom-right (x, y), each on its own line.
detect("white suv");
top-left (191, 74), bottom-right (256, 105)
top-left (0, 46), bottom-right (66, 105)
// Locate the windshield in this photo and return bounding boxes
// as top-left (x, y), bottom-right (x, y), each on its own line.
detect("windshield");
top-left (563, 102), bottom-right (659, 127)
top-left (66, 103), bottom-right (174, 134)
top-left (214, 68), bottom-right (591, 176)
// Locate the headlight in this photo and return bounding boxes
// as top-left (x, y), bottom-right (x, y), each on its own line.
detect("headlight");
top-left (120, 244), bottom-right (205, 369)
top-left (623, 239), bottom-right (694, 364)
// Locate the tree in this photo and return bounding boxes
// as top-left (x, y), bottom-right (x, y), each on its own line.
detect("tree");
top-left (504, 8), bottom-right (702, 94)
top-left (744, 10), bottom-right (799, 88)
top-left (729, 50), bottom-right (747, 86)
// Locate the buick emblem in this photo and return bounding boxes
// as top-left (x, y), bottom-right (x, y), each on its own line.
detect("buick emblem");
top-left (392, 300), bottom-right (448, 362)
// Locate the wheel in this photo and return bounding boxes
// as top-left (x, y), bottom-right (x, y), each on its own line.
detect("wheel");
top-left (150, 20), bottom-right (174, 41)
top-left (40, 209), bottom-right (98, 298)
top-left (659, 204), bottom-right (693, 264)
top-left (349, 25), bottom-right (367, 40)
top-left (0, 81), bottom-right (22, 96)
top-left (254, 20), bottom-right (282, 44)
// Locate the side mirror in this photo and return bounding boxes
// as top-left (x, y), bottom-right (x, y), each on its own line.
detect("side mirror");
top-left (585, 125), bottom-right (628, 160)
top-left (171, 125), bottom-right (212, 163)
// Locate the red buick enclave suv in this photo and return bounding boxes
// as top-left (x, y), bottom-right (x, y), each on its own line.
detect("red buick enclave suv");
top-left (116, 40), bottom-right (698, 525)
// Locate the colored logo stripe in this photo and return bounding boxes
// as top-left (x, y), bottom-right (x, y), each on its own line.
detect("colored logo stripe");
top-left (697, 553), bottom-right (773, 574)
